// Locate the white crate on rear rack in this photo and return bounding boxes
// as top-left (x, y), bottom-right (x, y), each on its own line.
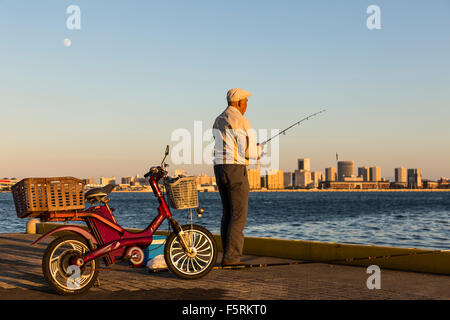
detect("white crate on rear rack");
top-left (164, 177), bottom-right (198, 210)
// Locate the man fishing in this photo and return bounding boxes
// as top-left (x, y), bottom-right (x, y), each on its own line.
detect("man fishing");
top-left (212, 88), bottom-right (261, 267)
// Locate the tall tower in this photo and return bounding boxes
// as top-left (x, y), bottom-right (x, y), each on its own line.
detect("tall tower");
top-left (283, 172), bottom-right (294, 188)
top-left (358, 167), bottom-right (370, 181)
top-left (337, 161), bottom-right (354, 181)
top-left (297, 158), bottom-right (311, 171)
top-left (294, 169), bottom-right (312, 188)
top-left (370, 167), bottom-right (381, 182)
top-left (311, 171), bottom-right (322, 188)
top-left (325, 167), bottom-right (337, 182)
top-left (408, 168), bottom-right (422, 188)
top-left (395, 167), bottom-right (407, 183)
top-left (247, 169), bottom-right (261, 190)
top-left (266, 170), bottom-right (284, 189)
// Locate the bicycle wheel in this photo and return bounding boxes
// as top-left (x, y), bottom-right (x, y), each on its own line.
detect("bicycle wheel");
top-left (42, 234), bottom-right (99, 295)
top-left (164, 224), bottom-right (217, 280)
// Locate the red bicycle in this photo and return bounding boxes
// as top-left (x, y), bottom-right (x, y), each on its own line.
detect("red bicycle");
top-left (31, 146), bottom-right (217, 295)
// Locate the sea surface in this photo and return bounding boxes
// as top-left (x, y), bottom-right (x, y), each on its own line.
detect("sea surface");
top-left (1, 192), bottom-right (449, 250)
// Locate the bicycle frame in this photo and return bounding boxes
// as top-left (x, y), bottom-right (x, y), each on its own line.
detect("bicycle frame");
top-left (32, 168), bottom-right (182, 267)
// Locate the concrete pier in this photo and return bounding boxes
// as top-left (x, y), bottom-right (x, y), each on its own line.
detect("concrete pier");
top-left (0, 233), bottom-right (448, 300)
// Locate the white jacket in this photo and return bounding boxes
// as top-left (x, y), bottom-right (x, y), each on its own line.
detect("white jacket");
top-left (213, 106), bottom-right (259, 165)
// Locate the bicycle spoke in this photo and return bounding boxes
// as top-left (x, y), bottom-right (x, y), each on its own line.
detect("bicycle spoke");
top-left (174, 252), bottom-right (187, 265)
top-left (190, 258), bottom-right (197, 272)
top-left (196, 245), bottom-right (211, 253)
top-left (179, 256), bottom-right (188, 270)
top-left (198, 233), bottom-right (205, 247)
top-left (171, 250), bottom-right (185, 259)
top-left (193, 233), bottom-right (200, 247)
top-left (50, 256), bottom-right (60, 264)
top-left (194, 255), bottom-right (209, 264)
top-left (196, 239), bottom-right (209, 251)
top-left (196, 252), bottom-right (211, 258)
top-left (70, 243), bottom-right (85, 253)
top-left (50, 259), bottom-right (59, 279)
top-left (192, 257), bottom-right (203, 269)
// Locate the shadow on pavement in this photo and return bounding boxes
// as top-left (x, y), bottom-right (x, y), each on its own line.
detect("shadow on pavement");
top-left (0, 287), bottom-right (228, 300)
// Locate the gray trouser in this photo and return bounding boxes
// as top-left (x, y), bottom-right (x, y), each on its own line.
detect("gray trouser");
top-left (214, 164), bottom-right (250, 263)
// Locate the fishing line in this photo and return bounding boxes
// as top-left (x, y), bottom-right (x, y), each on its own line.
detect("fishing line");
top-left (144, 248), bottom-right (449, 273)
top-left (213, 248), bottom-right (450, 270)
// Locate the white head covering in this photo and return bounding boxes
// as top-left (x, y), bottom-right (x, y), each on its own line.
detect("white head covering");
top-left (227, 88), bottom-right (252, 103)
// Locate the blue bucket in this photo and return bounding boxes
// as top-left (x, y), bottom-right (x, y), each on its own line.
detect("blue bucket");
top-left (142, 235), bottom-right (166, 266)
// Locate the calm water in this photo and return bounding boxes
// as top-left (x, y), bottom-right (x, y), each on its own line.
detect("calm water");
top-left (1, 192), bottom-right (449, 250)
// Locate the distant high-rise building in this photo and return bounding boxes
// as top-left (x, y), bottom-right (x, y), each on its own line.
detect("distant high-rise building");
top-left (297, 158), bottom-right (310, 171)
top-left (370, 167), bottom-right (381, 182)
top-left (358, 167), bottom-right (370, 181)
top-left (395, 167), bottom-right (407, 183)
top-left (100, 176), bottom-right (116, 186)
top-left (247, 169), bottom-right (261, 190)
top-left (260, 175), bottom-right (267, 189)
top-left (83, 177), bottom-right (95, 186)
top-left (266, 170), bottom-right (284, 189)
top-left (196, 173), bottom-right (215, 186)
top-left (311, 171), bottom-right (322, 188)
top-left (325, 167), bottom-right (337, 182)
top-left (132, 174), bottom-right (140, 186)
top-left (283, 172), bottom-right (294, 188)
top-left (337, 161), bottom-right (354, 181)
top-left (294, 169), bottom-right (311, 188)
top-left (408, 168), bottom-right (422, 188)
top-left (121, 176), bottom-right (132, 185)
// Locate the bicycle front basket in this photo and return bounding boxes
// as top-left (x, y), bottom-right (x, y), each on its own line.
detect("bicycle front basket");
top-left (164, 177), bottom-right (198, 210)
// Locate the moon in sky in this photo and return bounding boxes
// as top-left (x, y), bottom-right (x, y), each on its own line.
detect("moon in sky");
top-left (63, 38), bottom-right (72, 47)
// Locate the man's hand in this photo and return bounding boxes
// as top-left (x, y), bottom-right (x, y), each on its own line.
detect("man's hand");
top-left (256, 143), bottom-right (263, 160)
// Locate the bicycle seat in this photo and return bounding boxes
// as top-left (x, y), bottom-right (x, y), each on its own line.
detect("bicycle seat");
top-left (85, 184), bottom-right (115, 203)
top-left (165, 176), bottom-right (181, 184)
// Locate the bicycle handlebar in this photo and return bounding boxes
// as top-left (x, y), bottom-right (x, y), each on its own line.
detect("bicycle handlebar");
top-left (144, 166), bottom-right (167, 179)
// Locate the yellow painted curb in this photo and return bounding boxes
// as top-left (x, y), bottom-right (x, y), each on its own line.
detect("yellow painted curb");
top-left (242, 236), bottom-right (450, 275)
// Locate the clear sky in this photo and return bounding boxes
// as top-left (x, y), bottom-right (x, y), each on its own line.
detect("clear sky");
top-left (1, 0), bottom-right (449, 181)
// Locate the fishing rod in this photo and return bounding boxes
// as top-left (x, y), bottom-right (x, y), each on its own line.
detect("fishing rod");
top-left (259, 109), bottom-right (327, 146)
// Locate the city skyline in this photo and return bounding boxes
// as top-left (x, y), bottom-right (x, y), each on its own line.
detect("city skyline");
top-left (78, 161), bottom-right (444, 191)
top-left (2, 152), bottom-right (447, 183)
top-left (1, 1), bottom-right (449, 180)
top-left (2, 153), bottom-right (448, 191)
